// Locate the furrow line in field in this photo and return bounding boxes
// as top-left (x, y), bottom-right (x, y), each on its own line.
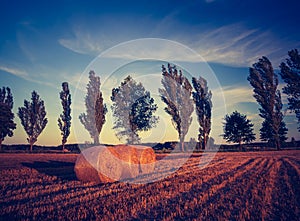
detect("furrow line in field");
top-left (192, 158), bottom-right (267, 220)
top-left (1, 180), bottom-right (141, 216)
top-left (265, 158), bottom-right (299, 220)
top-left (261, 158), bottom-right (286, 221)
top-left (280, 158), bottom-right (300, 217)
top-left (130, 157), bottom-right (262, 220)
top-left (167, 157), bottom-right (268, 221)
top-left (284, 157), bottom-right (300, 177)
top-left (159, 156), bottom-right (252, 185)
top-left (256, 158), bottom-right (277, 221)
top-left (135, 155), bottom-right (229, 184)
top-left (239, 158), bottom-right (276, 220)
top-left (1, 178), bottom-right (79, 203)
top-left (78, 157), bottom-right (256, 220)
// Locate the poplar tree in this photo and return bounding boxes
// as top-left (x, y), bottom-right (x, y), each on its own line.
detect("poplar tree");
top-left (0, 87), bottom-right (16, 150)
top-left (79, 71), bottom-right (107, 144)
top-left (18, 91), bottom-right (48, 152)
top-left (58, 82), bottom-right (72, 151)
top-left (159, 64), bottom-right (194, 152)
top-left (280, 49), bottom-right (300, 132)
top-left (192, 76), bottom-right (212, 150)
top-left (248, 57), bottom-right (288, 149)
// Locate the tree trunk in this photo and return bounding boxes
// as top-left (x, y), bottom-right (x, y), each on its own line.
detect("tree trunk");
top-left (273, 132), bottom-right (281, 150)
top-left (239, 140), bottom-right (242, 151)
top-left (94, 135), bottom-right (99, 145)
top-left (130, 131), bottom-right (135, 145)
top-left (180, 141), bottom-right (184, 152)
top-left (30, 142), bottom-right (34, 152)
top-left (62, 142), bottom-right (66, 152)
top-left (275, 139), bottom-right (281, 150)
top-left (180, 136), bottom-right (185, 152)
top-left (197, 134), bottom-right (201, 150)
top-left (203, 135), bottom-right (207, 150)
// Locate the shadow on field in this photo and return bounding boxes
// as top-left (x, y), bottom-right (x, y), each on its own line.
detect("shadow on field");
top-left (22, 160), bottom-right (77, 181)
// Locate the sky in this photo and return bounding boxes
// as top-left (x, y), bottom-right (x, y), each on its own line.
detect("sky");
top-left (1, 0), bottom-right (300, 146)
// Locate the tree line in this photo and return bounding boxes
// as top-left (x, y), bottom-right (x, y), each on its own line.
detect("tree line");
top-left (0, 49), bottom-right (299, 151)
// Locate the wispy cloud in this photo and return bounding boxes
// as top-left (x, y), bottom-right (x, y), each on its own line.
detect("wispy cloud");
top-left (0, 65), bottom-right (28, 78)
top-left (213, 84), bottom-right (256, 110)
top-left (59, 30), bottom-right (104, 56)
top-left (214, 83), bottom-right (290, 125)
top-left (188, 23), bottom-right (298, 67)
top-left (57, 26), bottom-right (212, 63)
top-left (98, 38), bottom-right (206, 63)
top-left (0, 64), bottom-right (57, 88)
top-left (58, 15), bottom-right (300, 69)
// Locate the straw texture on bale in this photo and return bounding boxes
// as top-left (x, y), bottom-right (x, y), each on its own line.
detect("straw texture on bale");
top-left (74, 145), bottom-right (156, 183)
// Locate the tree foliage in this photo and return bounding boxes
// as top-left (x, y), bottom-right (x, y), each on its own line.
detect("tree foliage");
top-left (111, 75), bottom-right (158, 144)
top-left (192, 76), bottom-right (212, 150)
top-left (0, 87), bottom-right (16, 150)
top-left (248, 56), bottom-right (288, 149)
top-left (280, 49), bottom-right (300, 132)
top-left (79, 71), bottom-right (107, 145)
top-left (159, 64), bottom-right (194, 152)
top-left (58, 82), bottom-right (72, 151)
top-left (223, 111), bottom-right (255, 150)
top-left (18, 91), bottom-right (48, 151)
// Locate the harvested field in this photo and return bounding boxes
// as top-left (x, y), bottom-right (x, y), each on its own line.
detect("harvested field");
top-left (0, 151), bottom-right (299, 220)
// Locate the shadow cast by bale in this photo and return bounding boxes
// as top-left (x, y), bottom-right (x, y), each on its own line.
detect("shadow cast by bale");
top-left (22, 160), bottom-right (77, 181)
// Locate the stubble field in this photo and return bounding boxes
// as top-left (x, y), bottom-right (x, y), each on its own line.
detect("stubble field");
top-left (0, 150), bottom-right (299, 220)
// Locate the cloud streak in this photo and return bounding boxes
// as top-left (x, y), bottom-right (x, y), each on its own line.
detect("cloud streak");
top-left (0, 64), bottom-right (57, 88)
top-left (58, 22), bottom-right (299, 68)
top-left (0, 65), bottom-right (28, 78)
top-left (187, 23), bottom-right (299, 67)
top-left (59, 30), bottom-right (104, 56)
top-left (213, 84), bottom-right (256, 110)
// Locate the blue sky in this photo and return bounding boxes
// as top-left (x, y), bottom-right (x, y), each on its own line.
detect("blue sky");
top-left (1, 0), bottom-right (300, 145)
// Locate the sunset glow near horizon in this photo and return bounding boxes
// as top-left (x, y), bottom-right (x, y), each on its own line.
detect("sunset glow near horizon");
top-left (1, 0), bottom-right (300, 146)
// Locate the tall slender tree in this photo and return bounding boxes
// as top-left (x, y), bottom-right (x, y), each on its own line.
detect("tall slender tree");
top-left (192, 76), bottom-right (212, 150)
top-left (280, 49), bottom-right (300, 132)
top-left (248, 56), bottom-right (288, 150)
top-left (222, 111), bottom-right (256, 150)
top-left (0, 87), bottom-right (16, 150)
top-left (159, 64), bottom-right (194, 152)
top-left (111, 75), bottom-right (158, 144)
top-left (79, 71), bottom-right (107, 145)
top-left (18, 91), bottom-right (48, 152)
top-left (58, 82), bottom-right (72, 151)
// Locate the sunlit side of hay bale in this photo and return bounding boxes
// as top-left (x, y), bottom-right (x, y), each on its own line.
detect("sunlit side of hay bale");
top-left (74, 145), bottom-right (156, 183)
